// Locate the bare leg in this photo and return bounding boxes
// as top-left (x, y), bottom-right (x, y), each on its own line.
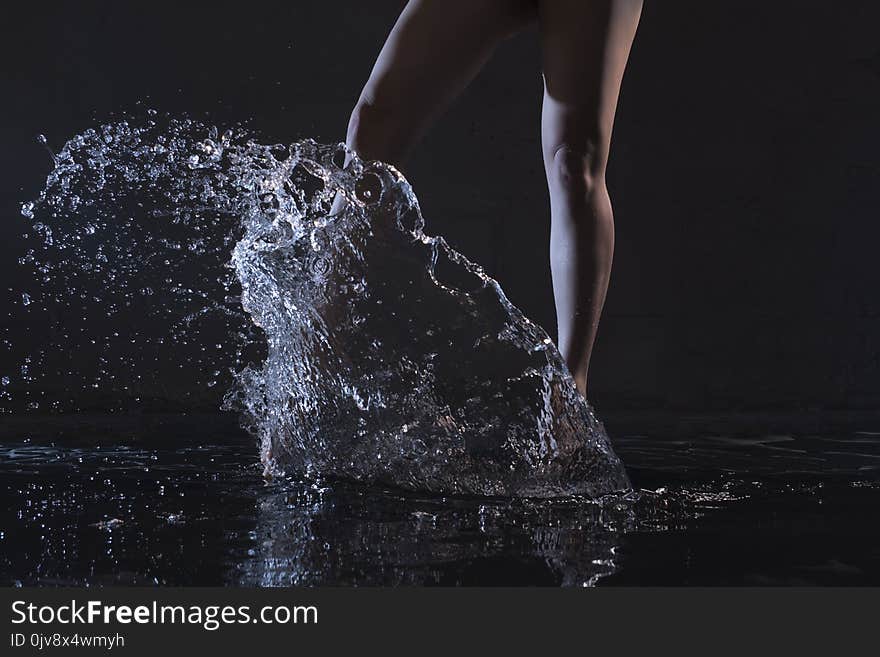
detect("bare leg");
top-left (539, 0), bottom-right (642, 396)
top-left (345, 0), bottom-right (536, 167)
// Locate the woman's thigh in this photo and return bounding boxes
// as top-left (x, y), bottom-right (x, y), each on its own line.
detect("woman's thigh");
top-left (538, 0), bottom-right (643, 173)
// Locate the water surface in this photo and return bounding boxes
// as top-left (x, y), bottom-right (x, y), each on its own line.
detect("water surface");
top-left (3, 412), bottom-right (877, 586)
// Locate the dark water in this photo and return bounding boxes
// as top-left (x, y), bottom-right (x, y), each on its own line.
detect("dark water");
top-left (2, 412), bottom-right (878, 586)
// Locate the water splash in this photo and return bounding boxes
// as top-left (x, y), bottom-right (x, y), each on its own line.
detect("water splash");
top-left (13, 114), bottom-right (629, 498)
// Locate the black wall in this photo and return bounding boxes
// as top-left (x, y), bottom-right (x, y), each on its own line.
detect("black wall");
top-left (2, 1), bottom-right (879, 411)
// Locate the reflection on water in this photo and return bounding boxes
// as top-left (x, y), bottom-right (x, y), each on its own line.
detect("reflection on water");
top-left (2, 413), bottom-right (879, 586)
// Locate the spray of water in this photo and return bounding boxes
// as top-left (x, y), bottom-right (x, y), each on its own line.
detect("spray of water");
top-left (11, 114), bottom-right (629, 498)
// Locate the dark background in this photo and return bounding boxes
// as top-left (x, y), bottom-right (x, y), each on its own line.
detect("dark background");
top-left (1, 1), bottom-right (879, 411)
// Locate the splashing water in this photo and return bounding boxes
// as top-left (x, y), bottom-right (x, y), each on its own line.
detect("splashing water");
top-left (13, 114), bottom-right (629, 498)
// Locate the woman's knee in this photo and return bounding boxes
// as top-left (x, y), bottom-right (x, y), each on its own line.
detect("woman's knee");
top-left (347, 96), bottom-right (395, 142)
top-left (546, 141), bottom-right (607, 197)
top-left (346, 94), bottom-right (414, 163)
